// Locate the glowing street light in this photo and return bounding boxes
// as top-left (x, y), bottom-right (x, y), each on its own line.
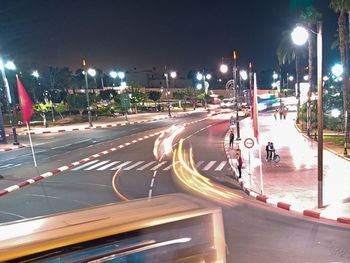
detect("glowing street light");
top-left (303, 75), bottom-right (309, 81)
top-left (323, 76), bottom-right (329, 81)
top-left (196, 73), bottom-right (203, 81)
top-left (196, 83), bottom-right (202, 89)
top-left (291, 26), bottom-right (308, 46)
top-left (170, 71), bottom-right (177, 79)
top-left (32, 70), bottom-right (39, 79)
top-left (87, 68), bottom-right (96, 77)
top-left (288, 75), bottom-right (294, 81)
top-left (206, 74), bottom-right (212, 80)
top-left (331, 108), bottom-right (341, 118)
top-left (109, 71), bottom-right (117, 79)
top-left (331, 63), bottom-right (344, 77)
top-left (220, 64), bottom-right (228, 74)
top-left (5, 61), bottom-right (16, 70)
top-left (272, 72), bottom-right (278, 80)
top-left (117, 71), bottom-right (125, 79)
top-left (240, 70), bottom-right (248, 81)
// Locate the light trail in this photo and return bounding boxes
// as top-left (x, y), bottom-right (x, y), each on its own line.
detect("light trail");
top-left (112, 168), bottom-right (129, 201)
top-left (173, 139), bottom-right (243, 205)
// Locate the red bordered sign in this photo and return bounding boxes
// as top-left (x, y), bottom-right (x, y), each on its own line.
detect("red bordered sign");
top-left (244, 138), bottom-right (254, 149)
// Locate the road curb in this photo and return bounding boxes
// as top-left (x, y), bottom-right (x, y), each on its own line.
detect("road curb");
top-left (0, 113), bottom-right (219, 197)
top-left (223, 131), bottom-right (350, 226)
top-left (0, 145), bottom-right (25, 152)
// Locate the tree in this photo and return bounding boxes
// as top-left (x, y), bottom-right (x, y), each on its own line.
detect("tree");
top-left (148, 90), bottom-right (161, 103)
top-left (34, 103), bottom-right (51, 127)
top-left (173, 91), bottom-right (185, 110)
top-left (55, 67), bottom-right (72, 91)
top-left (300, 6), bottom-right (322, 134)
top-left (100, 90), bottom-right (117, 101)
top-left (330, 0), bottom-right (349, 144)
top-left (66, 94), bottom-right (88, 117)
top-left (184, 86), bottom-right (199, 109)
top-left (54, 103), bottom-right (66, 119)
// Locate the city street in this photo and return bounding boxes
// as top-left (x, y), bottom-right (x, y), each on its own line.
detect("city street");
top-left (1, 112), bottom-right (350, 262)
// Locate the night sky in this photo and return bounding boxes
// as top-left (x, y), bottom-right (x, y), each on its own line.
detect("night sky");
top-left (0, 0), bottom-right (340, 73)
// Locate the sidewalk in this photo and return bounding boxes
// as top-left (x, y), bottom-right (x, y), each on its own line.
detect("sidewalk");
top-left (224, 111), bottom-right (350, 223)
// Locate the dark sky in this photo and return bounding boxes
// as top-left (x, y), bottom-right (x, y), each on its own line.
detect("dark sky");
top-left (0, 0), bottom-right (340, 73)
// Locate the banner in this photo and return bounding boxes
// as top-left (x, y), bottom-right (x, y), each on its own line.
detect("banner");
top-left (0, 104), bottom-right (7, 144)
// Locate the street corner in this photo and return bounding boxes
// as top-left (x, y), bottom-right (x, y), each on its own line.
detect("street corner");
top-left (0, 144), bottom-right (25, 152)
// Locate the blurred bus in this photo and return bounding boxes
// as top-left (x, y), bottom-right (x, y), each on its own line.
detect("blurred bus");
top-left (0, 193), bottom-right (226, 263)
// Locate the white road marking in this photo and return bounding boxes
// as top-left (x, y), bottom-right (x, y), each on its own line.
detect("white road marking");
top-left (202, 161), bottom-right (216, 171)
top-left (150, 161), bottom-right (167, 170)
top-left (85, 160), bottom-right (110, 170)
top-left (123, 161), bottom-right (145, 170)
top-left (163, 163), bottom-right (173, 170)
top-left (150, 178), bottom-right (155, 187)
top-left (110, 161), bottom-right (132, 170)
top-left (137, 161), bottom-right (156, 170)
top-left (72, 160), bottom-right (99, 170)
top-left (215, 161), bottom-right (227, 171)
top-left (97, 161), bottom-right (120, 170)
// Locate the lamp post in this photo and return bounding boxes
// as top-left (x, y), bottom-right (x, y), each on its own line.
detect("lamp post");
top-left (83, 65), bottom-right (95, 127)
top-left (164, 72), bottom-right (171, 116)
top-left (292, 22), bottom-right (324, 208)
top-left (196, 72), bottom-right (211, 109)
top-left (0, 60), bottom-right (19, 145)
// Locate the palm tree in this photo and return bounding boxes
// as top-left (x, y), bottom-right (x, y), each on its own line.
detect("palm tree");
top-left (300, 7), bottom-right (322, 136)
top-left (330, 0), bottom-right (348, 153)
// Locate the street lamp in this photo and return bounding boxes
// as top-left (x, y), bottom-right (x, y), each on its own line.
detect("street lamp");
top-left (220, 64), bottom-right (228, 74)
top-left (288, 75), bottom-right (294, 81)
top-left (292, 22), bottom-right (324, 208)
top-left (109, 71), bottom-right (117, 86)
top-left (0, 59), bottom-right (19, 145)
top-left (196, 71), bottom-right (210, 109)
top-left (272, 72), bottom-right (278, 80)
top-left (164, 72), bottom-right (172, 117)
top-left (83, 67), bottom-right (95, 127)
top-left (331, 63), bottom-right (343, 77)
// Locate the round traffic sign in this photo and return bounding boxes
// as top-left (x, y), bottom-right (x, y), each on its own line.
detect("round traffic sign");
top-left (244, 138), bottom-right (254, 149)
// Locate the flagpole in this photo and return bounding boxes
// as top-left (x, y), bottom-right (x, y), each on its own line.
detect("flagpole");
top-left (26, 122), bottom-right (37, 167)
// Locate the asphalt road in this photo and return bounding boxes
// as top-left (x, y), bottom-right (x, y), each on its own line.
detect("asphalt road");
top-left (0, 113), bottom-right (350, 262)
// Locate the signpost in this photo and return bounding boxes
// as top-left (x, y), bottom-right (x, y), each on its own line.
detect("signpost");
top-left (0, 104), bottom-right (7, 144)
top-left (244, 138), bottom-right (254, 188)
top-left (120, 93), bottom-right (130, 121)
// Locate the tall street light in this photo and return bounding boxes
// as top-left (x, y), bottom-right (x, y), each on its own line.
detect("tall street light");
top-left (196, 72), bottom-right (211, 109)
top-left (164, 72), bottom-right (171, 116)
top-left (83, 60), bottom-right (95, 127)
top-left (292, 22), bottom-right (324, 208)
top-left (0, 60), bottom-right (19, 145)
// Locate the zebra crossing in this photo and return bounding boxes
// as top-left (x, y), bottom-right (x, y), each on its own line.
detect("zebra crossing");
top-left (71, 159), bottom-right (228, 172)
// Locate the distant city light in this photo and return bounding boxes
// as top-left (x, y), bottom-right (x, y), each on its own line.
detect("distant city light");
top-left (331, 109), bottom-right (341, 118)
top-left (303, 75), bottom-right (309, 81)
top-left (220, 64), bottom-right (228, 73)
top-left (32, 70), bottom-right (39, 79)
top-left (323, 76), bottom-right (329, 81)
top-left (118, 71), bottom-right (125, 79)
top-left (87, 68), bottom-right (96, 77)
top-left (110, 71), bottom-right (117, 78)
top-left (332, 64), bottom-right (344, 77)
top-left (291, 26), bottom-right (308, 46)
top-left (5, 61), bottom-right (16, 70)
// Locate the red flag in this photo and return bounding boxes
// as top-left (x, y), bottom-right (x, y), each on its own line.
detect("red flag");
top-left (17, 75), bottom-right (33, 123)
top-left (252, 73), bottom-right (259, 143)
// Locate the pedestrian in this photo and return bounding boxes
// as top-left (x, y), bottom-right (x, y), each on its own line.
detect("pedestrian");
top-left (279, 108), bottom-right (283, 120)
top-left (229, 130), bottom-right (235, 148)
top-left (273, 109), bottom-right (278, 120)
top-left (283, 106), bottom-right (288, 120)
top-left (237, 153), bottom-right (243, 178)
top-left (266, 142), bottom-right (270, 160)
top-left (268, 142), bottom-right (275, 160)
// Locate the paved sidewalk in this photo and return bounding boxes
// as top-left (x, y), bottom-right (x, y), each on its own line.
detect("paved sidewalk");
top-left (0, 144), bottom-right (24, 152)
top-left (224, 111), bottom-right (350, 223)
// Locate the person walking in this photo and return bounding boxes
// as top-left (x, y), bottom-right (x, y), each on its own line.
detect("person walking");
top-left (237, 153), bottom-right (243, 178)
top-left (266, 142), bottom-right (270, 160)
top-left (268, 142), bottom-right (275, 160)
top-left (283, 106), bottom-right (288, 120)
top-left (229, 130), bottom-right (235, 148)
top-left (279, 108), bottom-right (283, 120)
top-left (273, 109), bottom-right (278, 120)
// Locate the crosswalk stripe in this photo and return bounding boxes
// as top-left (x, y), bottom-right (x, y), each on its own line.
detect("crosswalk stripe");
top-left (202, 161), bottom-right (216, 171)
top-left (110, 161), bottom-right (132, 170)
top-left (72, 160), bottom-right (99, 171)
top-left (124, 161), bottom-right (145, 170)
top-left (137, 161), bottom-right (156, 170)
top-left (163, 163), bottom-right (173, 170)
top-left (85, 160), bottom-right (110, 170)
top-left (97, 161), bottom-right (120, 170)
top-left (150, 161), bottom-right (167, 170)
top-left (214, 161), bottom-right (227, 171)
top-left (196, 161), bottom-right (204, 169)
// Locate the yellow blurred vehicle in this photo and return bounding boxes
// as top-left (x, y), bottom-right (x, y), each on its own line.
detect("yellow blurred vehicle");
top-left (0, 193), bottom-right (226, 263)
